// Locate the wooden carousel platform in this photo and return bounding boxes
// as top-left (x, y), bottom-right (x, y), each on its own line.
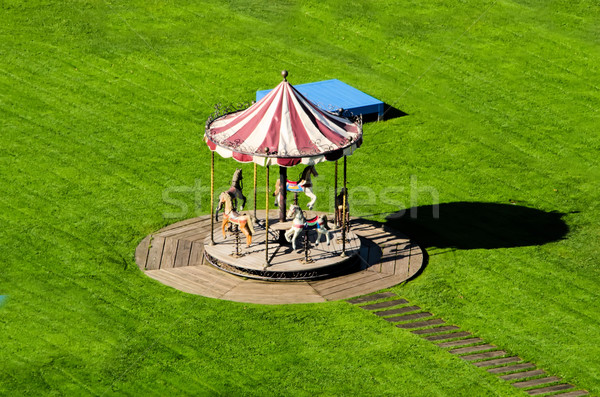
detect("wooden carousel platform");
top-left (135, 210), bottom-right (424, 304)
top-left (204, 221), bottom-right (362, 280)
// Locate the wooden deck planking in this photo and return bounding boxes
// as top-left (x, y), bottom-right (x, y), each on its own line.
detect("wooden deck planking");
top-left (221, 293), bottom-right (326, 305)
top-left (471, 356), bottom-right (522, 367)
top-left (174, 240), bottom-right (193, 268)
top-left (526, 384), bottom-right (574, 395)
top-left (347, 292), bottom-right (397, 304)
top-left (513, 376), bottom-right (562, 388)
top-left (145, 236), bottom-right (165, 270)
top-left (411, 325), bottom-right (460, 335)
top-left (437, 338), bottom-right (484, 348)
top-left (159, 267), bottom-right (235, 295)
top-left (221, 281), bottom-right (325, 304)
top-left (182, 229), bottom-right (211, 243)
top-left (156, 218), bottom-right (211, 238)
top-left (155, 216), bottom-right (208, 233)
top-left (374, 305), bottom-right (420, 317)
top-left (177, 266), bottom-right (241, 292)
top-left (551, 391), bottom-right (589, 397)
top-left (407, 248), bottom-right (423, 278)
top-left (487, 363), bottom-right (536, 374)
top-left (461, 351), bottom-right (507, 361)
top-left (425, 331), bottom-right (471, 341)
top-left (320, 274), bottom-right (405, 301)
top-left (188, 242), bottom-right (204, 267)
top-left (145, 269), bottom-right (224, 299)
top-left (373, 253), bottom-right (405, 275)
top-left (135, 235), bottom-right (151, 271)
top-left (160, 238), bottom-right (179, 269)
top-left (396, 319), bottom-right (445, 329)
top-left (311, 271), bottom-right (383, 293)
top-left (165, 220), bottom-right (212, 240)
top-left (385, 312), bottom-right (432, 323)
top-left (499, 369), bottom-right (545, 381)
top-left (360, 299), bottom-right (408, 310)
top-left (187, 264), bottom-right (243, 285)
top-left (352, 289), bottom-right (589, 396)
top-left (164, 267), bottom-right (239, 297)
top-left (137, 214), bottom-right (424, 304)
top-left (450, 344), bottom-right (497, 355)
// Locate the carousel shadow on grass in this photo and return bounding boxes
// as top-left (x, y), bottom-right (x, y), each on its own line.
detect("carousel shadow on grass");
top-left (386, 202), bottom-right (569, 250)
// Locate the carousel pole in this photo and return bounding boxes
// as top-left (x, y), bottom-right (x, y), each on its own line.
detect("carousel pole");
top-left (278, 166), bottom-right (287, 243)
top-left (253, 163), bottom-right (257, 220)
top-left (334, 160), bottom-right (338, 226)
top-left (341, 155), bottom-right (347, 256)
top-left (210, 151), bottom-right (215, 245)
top-left (265, 164), bottom-right (270, 265)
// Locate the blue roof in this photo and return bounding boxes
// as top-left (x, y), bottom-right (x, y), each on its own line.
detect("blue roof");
top-left (256, 79), bottom-right (384, 118)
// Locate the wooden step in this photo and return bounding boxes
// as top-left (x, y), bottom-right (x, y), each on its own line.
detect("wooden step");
top-left (450, 344), bottom-right (496, 355)
top-left (461, 351), bottom-right (507, 361)
top-left (396, 319), bottom-right (445, 329)
top-left (513, 376), bottom-right (562, 388)
top-left (348, 292), bottom-right (396, 304)
top-left (438, 338), bottom-right (483, 348)
top-left (425, 331), bottom-right (471, 341)
top-left (360, 299), bottom-right (408, 310)
top-left (375, 305), bottom-right (420, 317)
top-left (487, 363), bottom-right (535, 374)
top-left (551, 391), bottom-right (588, 396)
top-left (499, 369), bottom-right (545, 381)
top-left (385, 312), bottom-right (432, 323)
top-left (527, 384), bottom-right (574, 395)
top-left (412, 326), bottom-right (459, 335)
top-left (472, 356), bottom-right (521, 367)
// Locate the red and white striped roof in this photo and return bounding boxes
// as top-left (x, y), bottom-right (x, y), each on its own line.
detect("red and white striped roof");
top-left (204, 80), bottom-right (362, 167)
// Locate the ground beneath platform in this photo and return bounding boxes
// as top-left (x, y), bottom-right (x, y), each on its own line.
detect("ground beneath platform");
top-left (135, 210), bottom-right (424, 304)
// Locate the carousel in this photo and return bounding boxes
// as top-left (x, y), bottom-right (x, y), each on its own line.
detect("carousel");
top-left (204, 70), bottom-right (361, 280)
top-left (135, 71), bottom-right (424, 303)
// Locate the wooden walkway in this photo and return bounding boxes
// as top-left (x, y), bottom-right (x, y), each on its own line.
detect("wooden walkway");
top-left (351, 293), bottom-right (589, 397)
top-left (135, 210), bottom-right (424, 304)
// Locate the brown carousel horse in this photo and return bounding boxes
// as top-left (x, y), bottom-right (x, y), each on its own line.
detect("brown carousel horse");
top-left (220, 168), bottom-right (246, 212)
top-left (273, 165), bottom-right (319, 209)
top-left (215, 192), bottom-right (255, 247)
top-left (335, 187), bottom-right (349, 228)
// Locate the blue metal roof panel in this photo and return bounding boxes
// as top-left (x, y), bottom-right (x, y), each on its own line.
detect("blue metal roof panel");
top-left (256, 79), bottom-right (383, 116)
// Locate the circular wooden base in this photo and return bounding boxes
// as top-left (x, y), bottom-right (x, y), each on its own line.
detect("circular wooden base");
top-left (135, 210), bottom-right (424, 304)
top-left (204, 224), bottom-right (361, 280)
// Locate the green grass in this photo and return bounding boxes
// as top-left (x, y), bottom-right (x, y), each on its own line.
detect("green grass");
top-left (1, 0), bottom-right (599, 395)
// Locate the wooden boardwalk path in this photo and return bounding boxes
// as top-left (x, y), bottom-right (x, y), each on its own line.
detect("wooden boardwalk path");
top-left (351, 293), bottom-right (589, 396)
top-left (135, 211), bottom-right (424, 304)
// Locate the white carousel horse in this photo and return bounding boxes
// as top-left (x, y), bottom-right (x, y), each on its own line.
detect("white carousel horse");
top-left (285, 204), bottom-right (331, 250)
top-left (216, 192), bottom-right (255, 247)
top-left (274, 165), bottom-right (318, 210)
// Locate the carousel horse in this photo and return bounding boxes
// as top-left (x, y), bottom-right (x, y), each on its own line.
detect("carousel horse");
top-left (215, 169), bottom-right (246, 221)
top-left (285, 204), bottom-right (331, 250)
top-left (335, 187), bottom-right (350, 228)
top-left (274, 165), bottom-right (318, 210)
top-left (216, 192), bottom-right (255, 247)
top-left (228, 168), bottom-right (246, 211)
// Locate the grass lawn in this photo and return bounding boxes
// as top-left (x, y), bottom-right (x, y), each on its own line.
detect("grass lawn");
top-left (1, 0), bottom-right (599, 395)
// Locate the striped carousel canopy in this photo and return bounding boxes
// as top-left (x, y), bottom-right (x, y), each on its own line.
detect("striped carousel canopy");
top-left (204, 79), bottom-right (363, 167)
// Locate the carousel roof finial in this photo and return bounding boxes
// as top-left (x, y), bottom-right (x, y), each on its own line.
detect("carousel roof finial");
top-left (281, 70), bottom-right (288, 81)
